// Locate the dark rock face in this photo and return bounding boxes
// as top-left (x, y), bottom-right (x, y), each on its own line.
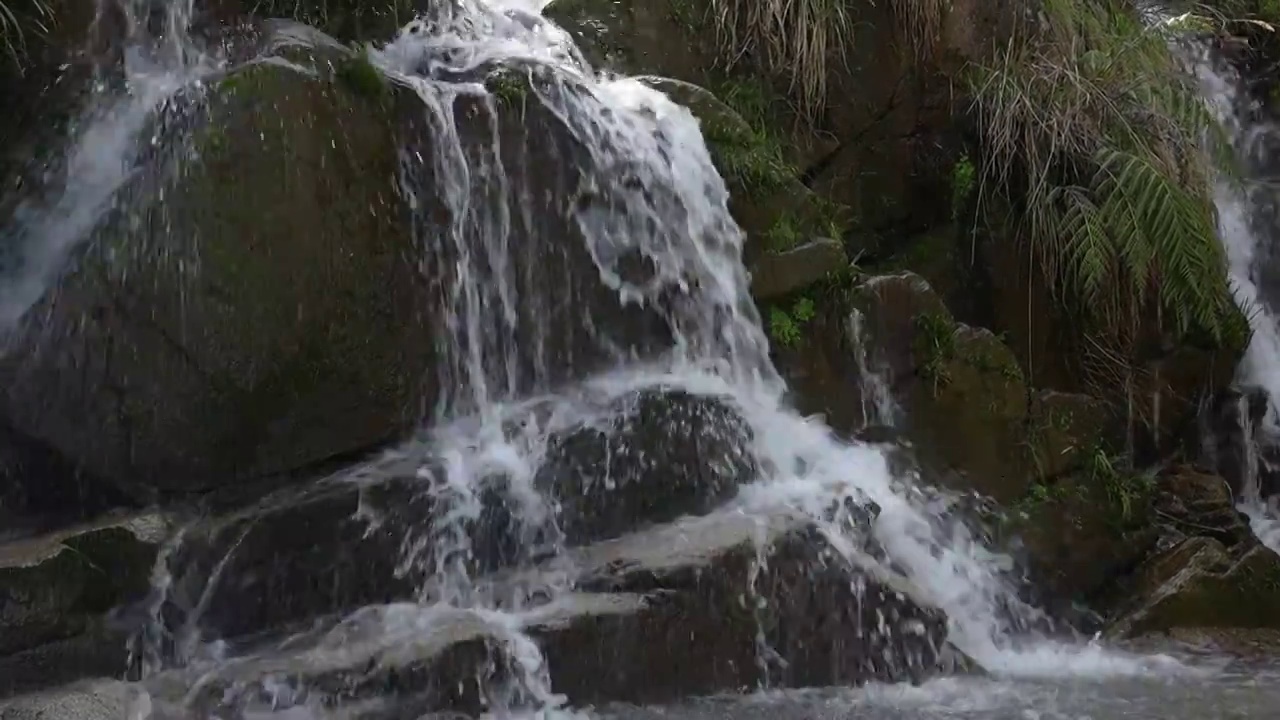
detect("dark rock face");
top-left (0, 422), bottom-right (132, 540)
top-left (2, 41), bottom-right (435, 499)
top-left (2, 35), bottom-right (683, 501)
top-left (539, 389), bottom-right (757, 545)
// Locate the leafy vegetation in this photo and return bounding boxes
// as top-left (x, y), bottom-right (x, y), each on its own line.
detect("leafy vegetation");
top-left (966, 0), bottom-right (1238, 357)
top-left (913, 310), bottom-right (957, 393)
top-left (700, 78), bottom-right (797, 195)
top-left (950, 154), bottom-right (976, 221)
top-left (768, 296), bottom-right (816, 348)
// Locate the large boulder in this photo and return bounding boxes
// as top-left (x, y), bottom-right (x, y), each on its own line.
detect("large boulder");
top-left (776, 271), bottom-right (1106, 503)
top-left (2, 38), bottom-right (434, 499)
top-left (2, 30), bottom-right (678, 500)
top-left (0, 513), bottom-right (172, 698)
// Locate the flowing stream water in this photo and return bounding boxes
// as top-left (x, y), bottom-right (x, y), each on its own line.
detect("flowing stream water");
top-left (6, 1), bottom-right (1280, 718)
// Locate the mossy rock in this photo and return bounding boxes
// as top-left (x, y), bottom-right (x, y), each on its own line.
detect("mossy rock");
top-left (1023, 390), bottom-right (1109, 481)
top-left (1109, 537), bottom-right (1280, 637)
top-left (0, 514), bottom-right (170, 672)
top-left (1002, 465), bottom-right (1159, 608)
top-left (749, 239), bottom-right (849, 301)
top-left (0, 39), bottom-right (434, 495)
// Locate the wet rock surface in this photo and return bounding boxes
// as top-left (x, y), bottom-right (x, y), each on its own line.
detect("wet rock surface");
top-left (161, 511), bottom-right (947, 717)
top-left (2, 38), bottom-right (434, 499)
top-left (0, 514), bottom-right (171, 698)
top-left (158, 389), bottom-right (757, 643)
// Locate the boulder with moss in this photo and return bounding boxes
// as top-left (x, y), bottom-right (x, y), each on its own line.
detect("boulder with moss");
top-left (1001, 465), bottom-right (1271, 626)
top-left (768, 270), bottom-right (1107, 502)
top-left (849, 272), bottom-right (1107, 502)
top-left (1108, 536), bottom-right (1280, 637)
top-left (634, 77), bottom-right (853, 263)
top-left (0, 513), bottom-right (172, 698)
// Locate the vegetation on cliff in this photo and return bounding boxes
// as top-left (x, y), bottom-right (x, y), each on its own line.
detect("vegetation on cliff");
top-left (966, 0), bottom-right (1237, 348)
top-left (706, 0), bottom-right (942, 117)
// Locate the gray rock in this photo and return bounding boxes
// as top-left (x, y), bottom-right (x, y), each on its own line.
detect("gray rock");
top-left (749, 239), bottom-right (848, 300)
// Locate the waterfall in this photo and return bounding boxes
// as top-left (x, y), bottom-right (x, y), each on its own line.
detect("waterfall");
top-left (7, 0), bottom-right (1199, 717)
top-left (1171, 26), bottom-right (1280, 554)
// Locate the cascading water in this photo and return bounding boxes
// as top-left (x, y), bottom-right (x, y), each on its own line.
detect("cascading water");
top-left (1171, 21), bottom-right (1280, 553)
top-left (18, 0), bottom-right (1205, 717)
top-left (0, 0), bottom-right (219, 331)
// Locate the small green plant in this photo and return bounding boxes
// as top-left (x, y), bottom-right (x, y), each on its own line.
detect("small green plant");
top-left (768, 296), bottom-right (817, 348)
top-left (764, 213), bottom-right (802, 251)
top-left (1083, 447), bottom-right (1154, 523)
top-left (486, 67), bottom-right (530, 107)
top-left (913, 311), bottom-right (957, 393)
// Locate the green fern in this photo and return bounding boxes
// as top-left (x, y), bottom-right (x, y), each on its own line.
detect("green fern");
top-left (967, 0), bottom-right (1237, 343)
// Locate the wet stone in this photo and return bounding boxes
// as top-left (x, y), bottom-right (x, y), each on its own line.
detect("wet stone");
top-left (0, 514), bottom-right (171, 698)
top-left (168, 512), bottom-right (948, 717)
top-left (161, 389), bottom-right (758, 644)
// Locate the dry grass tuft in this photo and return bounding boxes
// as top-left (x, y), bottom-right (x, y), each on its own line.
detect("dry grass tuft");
top-left (706, 0), bottom-right (945, 119)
